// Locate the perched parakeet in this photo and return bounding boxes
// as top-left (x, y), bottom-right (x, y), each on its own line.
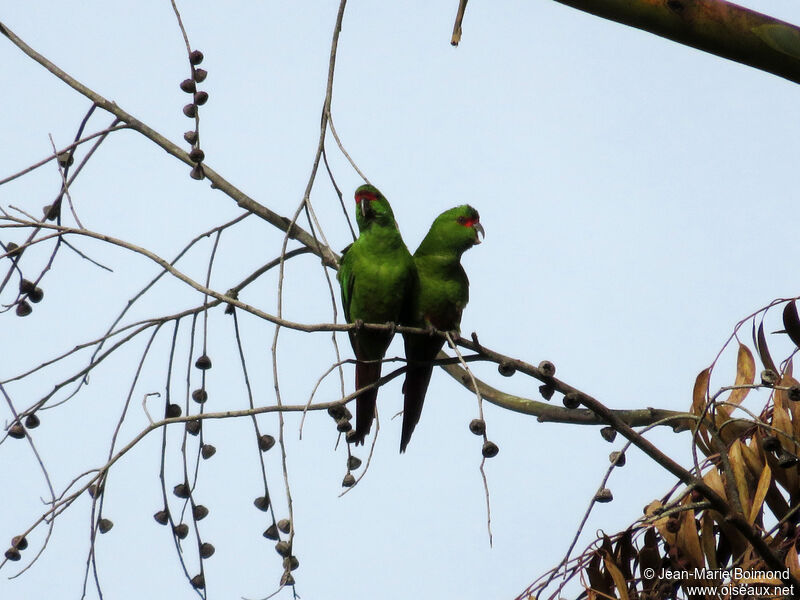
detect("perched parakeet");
top-left (338, 184), bottom-right (417, 445)
top-left (400, 205), bottom-right (484, 452)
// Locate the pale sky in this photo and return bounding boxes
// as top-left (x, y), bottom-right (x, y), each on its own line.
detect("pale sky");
top-left (3, 2), bottom-right (800, 599)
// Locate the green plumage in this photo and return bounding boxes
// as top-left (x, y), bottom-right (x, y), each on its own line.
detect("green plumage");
top-left (338, 184), bottom-right (416, 445)
top-left (400, 205), bottom-right (484, 452)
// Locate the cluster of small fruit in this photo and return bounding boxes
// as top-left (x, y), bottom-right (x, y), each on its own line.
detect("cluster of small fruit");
top-left (179, 49), bottom-right (209, 181)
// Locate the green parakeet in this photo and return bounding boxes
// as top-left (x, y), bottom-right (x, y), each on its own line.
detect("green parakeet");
top-left (400, 205), bottom-right (484, 452)
top-left (338, 184), bottom-right (417, 445)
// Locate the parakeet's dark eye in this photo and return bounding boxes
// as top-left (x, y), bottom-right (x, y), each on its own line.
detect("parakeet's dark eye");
top-left (456, 216), bottom-right (467, 224)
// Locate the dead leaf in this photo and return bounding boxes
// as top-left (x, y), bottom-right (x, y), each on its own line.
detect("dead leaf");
top-left (677, 499), bottom-right (704, 569)
top-left (728, 344), bottom-right (756, 407)
top-left (729, 440), bottom-right (752, 518)
top-left (586, 552), bottom-right (612, 599)
top-left (786, 544), bottom-right (800, 581)
top-left (601, 550), bottom-right (630, 600)
top-left (692, 368), bottom-right (711, 416)
top-left (692, 368), bottom-right (712, 454)
top-left (748, 464), bottom-right (772, 525)
top-left (700, 513), bottom-right (718, 570)
top-left (645, 500), bottom-right (675, 546)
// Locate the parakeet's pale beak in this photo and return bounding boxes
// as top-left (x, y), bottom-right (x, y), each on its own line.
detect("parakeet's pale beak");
top-left (360, 199), bottom-right (367, 218)
top-left (473, 222), bottom-right (485, 244)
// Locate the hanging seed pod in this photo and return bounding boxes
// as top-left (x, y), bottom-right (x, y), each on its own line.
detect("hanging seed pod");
top-left (186, 420), bottom-right (202, 436)
top-left (24, 414), bottom-right (40, 429)
top-left (342, 473), bottom-right (355, 487)
top-left (195, 355), bottom-right (212, 370)
top-left (336, 419), bottom-right (352, 433)
top-left (189, 49), bottom-right (204, 65)
top-left (189, 147), bottom-right (205, 163)
top-left (538, 384), bottom-right (555, 400)
top-left (274, 541), bottom-right (291, 557)
top-left (327, 405), bottom-right (345, 420)
top-left (182, 103), bottom-right (197, 118)
top-left (190, 164), bottom-right (205, 180)
top-left (600, 427), bottom-right (617, 443)
top-left (609, 451), bottom-right (626, 467)
top-left (180, 79), bottom-right (196, 93)
top-left (263, 524), bottom-right (279, 540)
top-left (166, 404), bottom-right (182, 418)
top-left (497, 362), bottom-right (516, 377)
top-left (760, 369), bottom-right (779, 386)
top-left (789, 386), bottom-right (800, 402)
top-left (192, 389), bottom-right (208, 404)
top-left (5, 242), bottom-right (20, 257)
top-left (173, 523), bottom-right (189, 539)
top-left (4, 548), bottom-right (21, 561)
top-left (538, 360), bottom-right (556, 377)
top-left (193, 91), bottom-right (209, 106)
top-left (562, 392), bottom-right (581, 409)
top-left (277, 519), bottom-right (291, 534)
top-left (19, 279), bottom-right (36, 294)
top-left (43, 204), bottom-right (59, 220)
top-left (193, 505), bottom-right (209, 520)
top-left (347, 456), bottom-right (362, 470)
top-left (594, 489), bottom-right (613, 504)
top-left (763, 435), bottom-right (781, 452)
top-left (201, 444), bottom-right (216, 459)
top-left (328, 405), bottom-right (352, 421)
top-left (56, 151), bottom-right (74, 167)
top-left (11, 536), bottom-right (27, 550)
top-left (199, 542), bottom-right (215, 559)
top-left (665, 516), bottom-right (680, 533)
top-left (15, 301), bottom-right (32, 317)
top-left (481, 440), bottom-right (499, 458)
top-left (29, 288), bottom-right (44, 305)
top-left (193, 68), bottom-right (208, 83)
top-left (468, 419), bottom-right (486, 436)
top-left (184, 130), bottom-right (198, 145)
top-left (98, 518), bottom-right (114, 533)
top-left (190, 574), bottom-right (205, 589)
top-left (283, 556), bottom-right (300, 571)
top-left (280, 572), bottom-right (295, 586)
top-left (154, 509), bottom-right (170, 525)
top-left (173, 483), bottom-right (191, 498)
top-left (778, 451), bottom-right (798, 469)
top-left (8, 423), bottom-right (25, 438)
top-left (254, 496), bottom-right (270, 512)
top-left (259, 434), bottom-right (276, 452)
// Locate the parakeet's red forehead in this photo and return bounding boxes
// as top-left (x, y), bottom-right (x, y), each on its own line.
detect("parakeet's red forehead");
top-left (355, 190), bottom-right (378, 203)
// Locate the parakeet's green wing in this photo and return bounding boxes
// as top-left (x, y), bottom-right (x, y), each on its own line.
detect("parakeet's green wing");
top-left (337, 244), bottom-right (354, 323)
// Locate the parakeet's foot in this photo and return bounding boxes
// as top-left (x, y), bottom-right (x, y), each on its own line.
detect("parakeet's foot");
top-left (354, 318), bottom-right (364, 330)
top-left (385, 321), bottom-right (397, 336)
top-left (425, 324), bottom-right (437, 337)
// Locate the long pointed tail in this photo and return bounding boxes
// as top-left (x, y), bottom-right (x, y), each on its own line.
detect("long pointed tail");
top-left (350, 360), bottom-right (381, 445)
top-left (400, 362), bottom-right (434, 452)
